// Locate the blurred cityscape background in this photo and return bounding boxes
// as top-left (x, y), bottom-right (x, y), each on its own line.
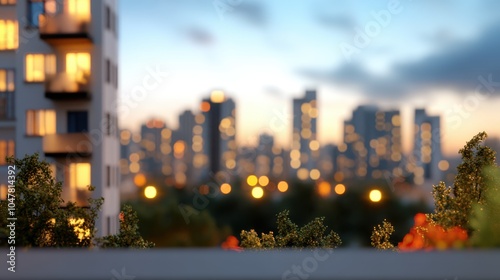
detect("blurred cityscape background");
top-left (114, 0), bottom-right (500, 247)
top-left (116, 0), bottom-right (500, 247)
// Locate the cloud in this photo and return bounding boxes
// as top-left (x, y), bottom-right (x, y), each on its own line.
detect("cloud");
top-left (299, 22), bottom-right (500, 99)
top-left (315, 13), bottom-right (357, 32)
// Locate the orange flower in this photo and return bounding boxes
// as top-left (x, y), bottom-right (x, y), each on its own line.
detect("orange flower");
top-left (221, 235), bottom-right (243, 252)
top-left (398, 214), bottom-right (468, 251)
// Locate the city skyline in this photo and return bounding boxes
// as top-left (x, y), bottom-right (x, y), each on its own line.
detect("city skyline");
top-left (119, 0), bottom-right (500, 157)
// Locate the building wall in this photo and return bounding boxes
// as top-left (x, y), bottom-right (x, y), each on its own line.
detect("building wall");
top-left (0, 0), bottom-right (120, 236)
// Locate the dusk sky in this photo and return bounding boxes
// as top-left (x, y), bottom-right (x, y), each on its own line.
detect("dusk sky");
top-left (118, 0), bottom-right (500, 156)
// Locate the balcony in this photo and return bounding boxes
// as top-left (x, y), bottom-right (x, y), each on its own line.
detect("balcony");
top-left (0, 92), bottom-right (14, 121)
top-left (39, 13), bottom-right (92, 45)
top-left (43, 133), bottom-right (92, 157)
top-left (45, 73), bottom-right (90, 100)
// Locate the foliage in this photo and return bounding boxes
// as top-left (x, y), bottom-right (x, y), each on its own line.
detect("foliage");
top-left (429, 131), bottom-right (496, 230)
top-left (372, 132), bottom-right (499, 250)
top-left (0, 154), bottom-right (102, 247)
top-left (469, 166), bottom-right (500, 247)
top-left (0, 154), bottom-right (153, 249)
top-left (371, 219), bottom-right (395, 250)
top-left (95, 204), bottom-right (154, 248)
top-left (240, 210), bottom-right (341, 249)
top-left (398, 213), bottom-right (468, 251)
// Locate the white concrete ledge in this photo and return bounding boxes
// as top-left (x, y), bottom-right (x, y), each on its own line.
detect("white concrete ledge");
top-left (1, 249), bottom-right (499, 280)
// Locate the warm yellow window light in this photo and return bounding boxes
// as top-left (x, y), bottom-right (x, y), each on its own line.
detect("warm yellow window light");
top-left (67, 0), bottom-right (91, 22)
top-left (70, 163), bottom-right (91, 191)
top-left (66, 52), bottom-right (91, 83)
top-left (0, 20), bottom-right (18, 50)
top-left (25, 54), bottom-right (56, 82)
top-left (0, 70), bottom-right (14, 92)
top-left (26, 110), bottom-right (56, 136)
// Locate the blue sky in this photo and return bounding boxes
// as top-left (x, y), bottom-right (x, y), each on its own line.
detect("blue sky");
top-left (118, 0), bottom-right (500, 156)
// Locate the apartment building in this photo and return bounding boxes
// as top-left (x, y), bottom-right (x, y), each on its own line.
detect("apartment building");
top-left (0, 0), bottom-right (120, 236)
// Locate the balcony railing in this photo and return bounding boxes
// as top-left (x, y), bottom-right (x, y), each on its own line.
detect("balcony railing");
top-left (39, 13), bottom-right (92, 44)
top-left (1, 249), bottom-right (499, 279)
top-left (0, 92), bottom-right (14, 121)
top-left (43, 133), bottom-right (92, 157)
top-left (45, 73), bottom-right (90, 100)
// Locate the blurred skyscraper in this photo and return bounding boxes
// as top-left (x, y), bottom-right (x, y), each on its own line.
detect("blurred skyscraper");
top-left (291, 90), bottom-right (319, 180)
top-left (412, 109), bottom-right (442, 185)
top-left (201, 90), bottom-right (237, 180)
top-left (341, 105), bottom-right (402, 179)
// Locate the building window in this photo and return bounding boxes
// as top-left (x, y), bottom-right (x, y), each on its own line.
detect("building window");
top-left (105, 6), bottom-right (111, 30)
top-left (0, 69), bottom-right (14, 92)
top-left (105, 113), bottom-right (111, 136)
top-left (66, 52), bottom-right (91, 84)
top-left (69, 162), bottom-right (91, 190)
top-left (106, 59), bottom-right (111, 83)
top-left (0, 20), bottom-right (18, 50)
top-left (0, 140), bottom-right (15, 165)
top-left (67, 111), bottom-right (88, 133)
top-left (0, 0), bottom-right (17, 5)
top-left (25, 54), bottom-right (56, 82)
top-left (0, 184), bottom-right (6, 201)
top-left (106, 165), bottom-right (111, 187)
top-left (26, 110), bottom-right (56, 136)
top-left (113, 64), bottom-right (118, 88)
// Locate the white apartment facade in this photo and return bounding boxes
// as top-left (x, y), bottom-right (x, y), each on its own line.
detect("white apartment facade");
top-left (0, 0), bottom-right (120, 236)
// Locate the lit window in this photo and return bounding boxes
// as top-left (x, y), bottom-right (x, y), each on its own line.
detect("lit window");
top-left (66, 52), bottom-right (90, 84)
top-left (25, 54), bottom-right (56, 82)
top-left (68, 0), bottom-right (91, 22)
top-left (69, 163), bottom-right (91, 190)
top-left (0, 69), bottom-right (14, 92)
top-left (26, 110), bottom-right (56, 136)
top-left (0, 0), bottom-right (17, 5)
top-left (0, 140), bottom-right (15, 165)
top-left (0, 20), bottom-right (18, 50)
top-left (0, 184), bottom-right (7, 201)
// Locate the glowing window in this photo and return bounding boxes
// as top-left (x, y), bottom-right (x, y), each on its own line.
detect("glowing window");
top-left (25, 54), bottom-right (56, 82)
top-left (0, 0), bottom-right (17, 5)
top-left (67, 0), bottom-right (91, 22)
top-left (69, 163), bottom-right (91, 190)
top-left (66, 52), bottom-right (91, 84)
top-left (0, 20), bottom-right (18, 50)
top-left (26, 110), bottom-right (56, 136)
top-left (0, 140), bottom-right (14, 165)
top-left (0, 69), bottom-right (14, 92)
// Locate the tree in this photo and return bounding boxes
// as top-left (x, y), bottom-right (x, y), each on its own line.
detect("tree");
top-left (0, 154), bottom-right (102, 247)
top-left (0, 154), bottom-right (153, 248)
top-left (429, 131), bottom-right (496, 230)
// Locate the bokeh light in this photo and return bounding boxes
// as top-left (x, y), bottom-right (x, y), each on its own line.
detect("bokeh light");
top-left (144, 186), bottom-right (157, 199)
top-left (317, 181), bottom-right (331, 197)
top-left (334, 184), bottom-right (346, 195)
top-left (277, 181), bottom-right (288, 192)
top-left (258, 175), bottom-right (269, 186)
top-left (251, 186), bottom-right (264, 199)
top-left (247, 175), bottom-right (258, 186)
top-left (369, 189), bottom-right (382, 202)
top-left (220, 183), bottom-right (231, 194)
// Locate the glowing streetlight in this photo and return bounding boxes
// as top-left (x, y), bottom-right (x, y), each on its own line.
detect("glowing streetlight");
top-left (369, 189), bottom-right (382, 202)
top-left (251, 186), bottom-right (264, 199)
top-left (258, 176), bottom-right (269, 186)
top-left (144, 186), bottom-right (157, 199)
